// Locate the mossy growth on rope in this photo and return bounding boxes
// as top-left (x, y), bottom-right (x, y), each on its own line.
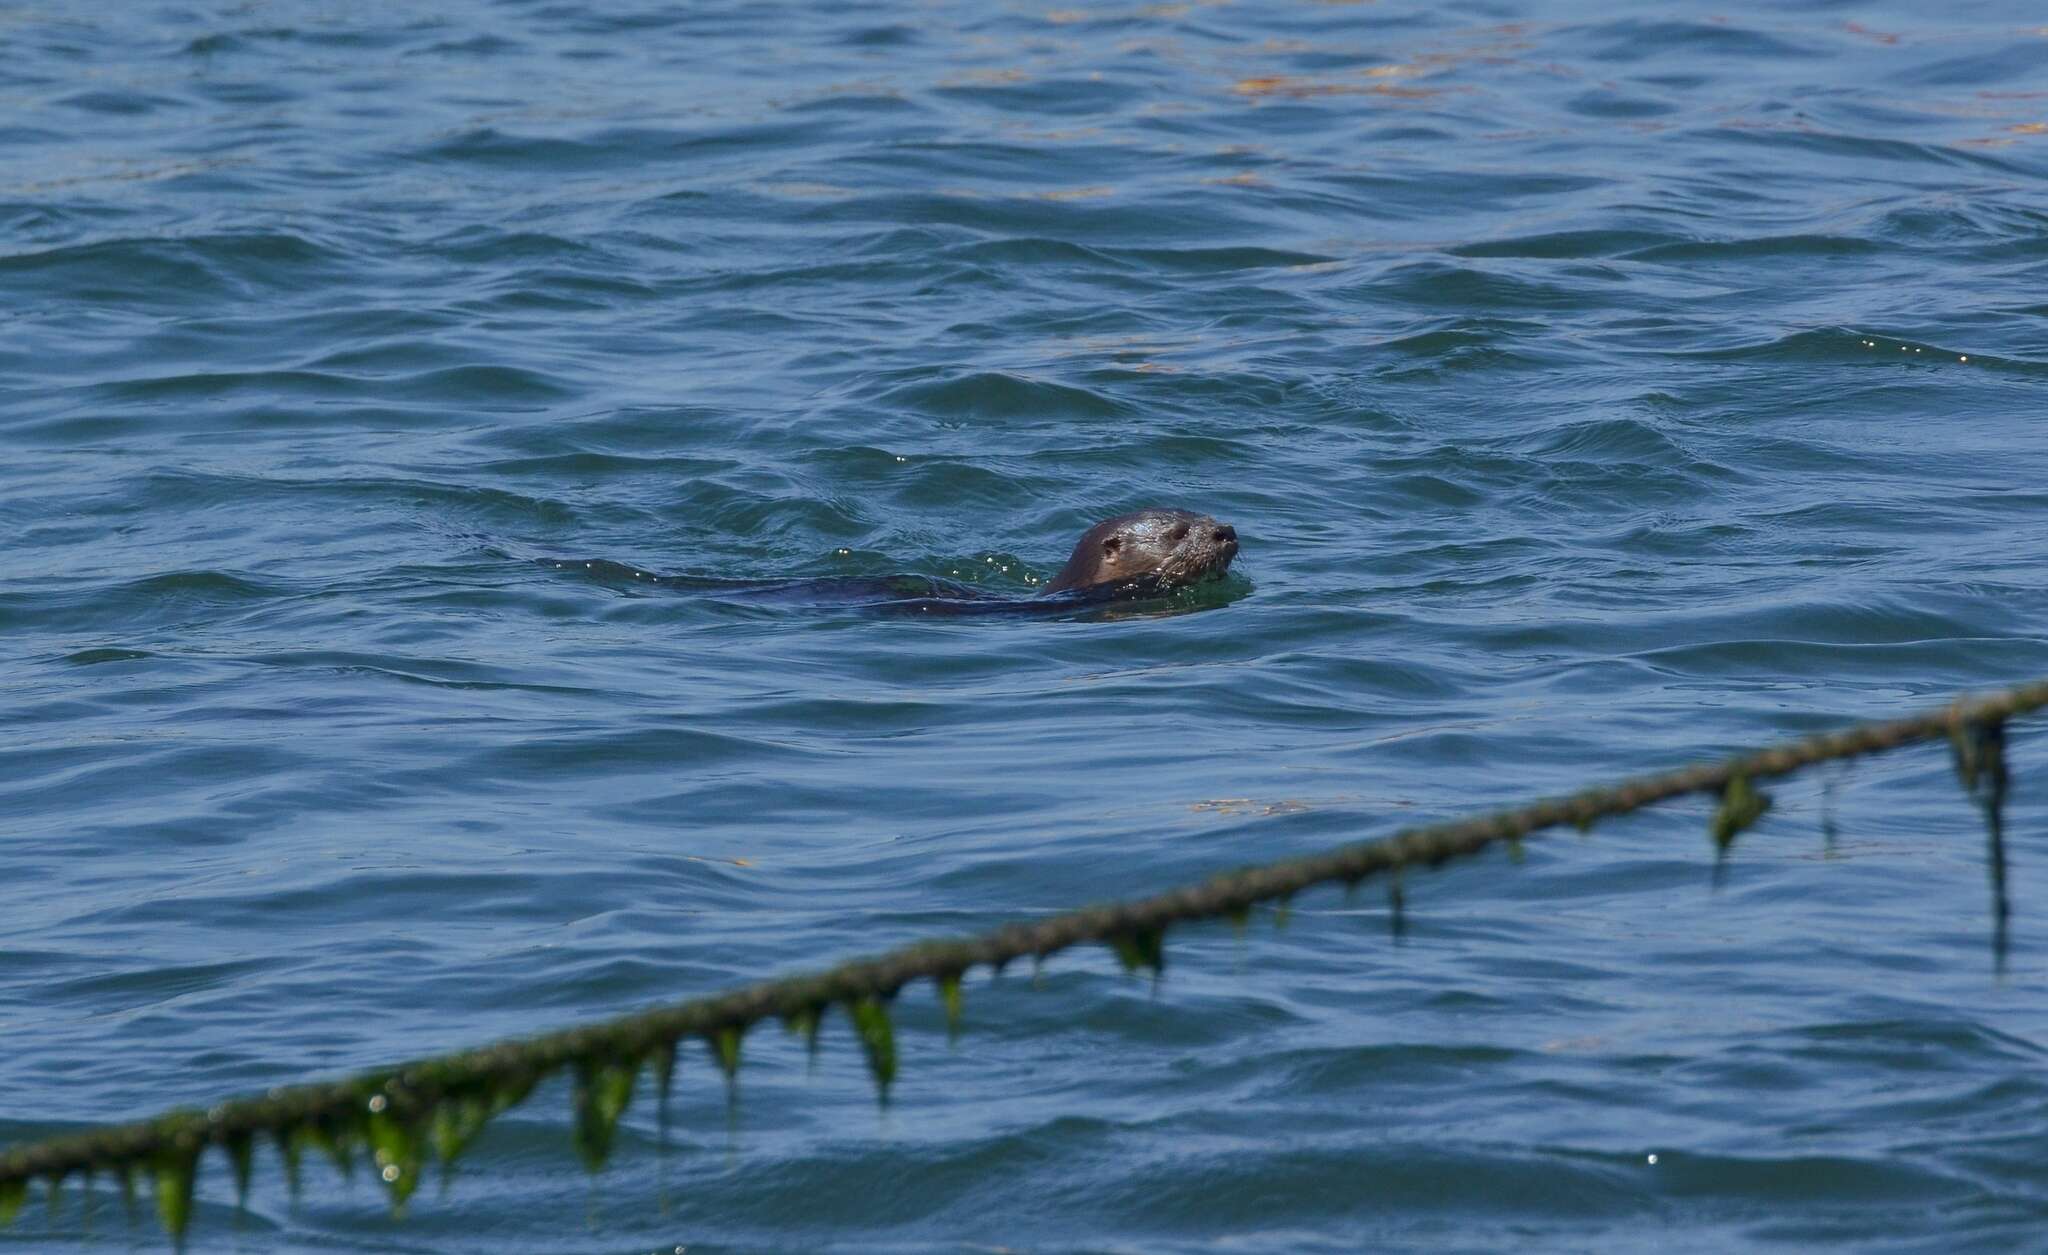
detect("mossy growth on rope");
top-left (3, 678), bottom-right (2044, 1244)
top-left (846, 997), bottom-right (898, 1096)
top-left (1951, 713), bottom-right (2013, 964)
top-left (937, 970), bottom-right (966, 1041)
top-left (1709, 770), bottom-right (1771, 854)
top-left (570, 1057), bottom-right (638, 1171)
top-left (782, 1002), bottom-right (824, 1069)
top-left (1709, 769), bottom-right (1773, 888)
top-left (707, 1024), bottom-right (744, 1086)
top-left (1109, 926), bottom-right (1167, 976)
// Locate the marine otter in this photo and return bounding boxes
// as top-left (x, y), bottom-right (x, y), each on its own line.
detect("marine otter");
top-left (1044, 508), bottom-right (1239, 597)
top-left (547, 507), bottom-right (1241, 614)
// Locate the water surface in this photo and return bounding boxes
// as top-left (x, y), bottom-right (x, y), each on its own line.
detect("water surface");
top-left (5, 1), bottom-right (2048, 1249)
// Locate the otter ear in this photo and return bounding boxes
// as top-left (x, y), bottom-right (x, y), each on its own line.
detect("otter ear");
top-left (1102, 537), bottom-right (1122, 556)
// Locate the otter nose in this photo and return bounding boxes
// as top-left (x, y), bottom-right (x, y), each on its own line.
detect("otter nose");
top-left (1212, 525), bottom-right (1236, 543)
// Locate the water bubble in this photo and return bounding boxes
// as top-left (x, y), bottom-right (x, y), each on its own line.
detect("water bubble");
top-left (1646, 1153), bottom-right (1659, 1165)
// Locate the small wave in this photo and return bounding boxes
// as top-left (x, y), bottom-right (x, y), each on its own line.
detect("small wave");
top-left (87, 369), bottom-right (366, 404)
top-left (784, 89), bottom-right (924, 117)
top-left (120, 570), bottom-right (278, 599)
top-left (1563, 87), bottom-right (1680, 121)
top-left (87, 361), bottom-right (573, 405)
top-left (1375, 472), bottom-right (1488, 509)
top-left (1867, 200), bottom-right (2048, 257)
top-left (1673, 327), bottom-right (2039, 372)
top-left (1513, 417), bottom-right (1697, 467)
top-left (54, 89), bottom-right (181, 116)
top-left (413, 122), bottom-right (826, 171)
top-left (946, 237), bottom-right (1130, 269)
top-left (0, 411), bottom-right (155, 442)
top-left (1584, 18), bottom-right (1821, 64)
top-left (835, 23), bottom-right (920, 48)
top-left (931, 74), bottom-right (1145, 118)
top-left (413, 127), bottom-right (592, 168)
top-left (1788, 1018), bottom-right (2044, 1065)
top-left (181, 28), bottom-right (300, 57)
top-left (0, 572), bottom-right (296, 637)
top-left (235, 650), bottom-right (583, 695)
top-left (1374, 318), bottom-right (1550, 356)
top-left (134, 468), bottom-right (577, 526)
top-left (480, 450), bottom-right (731, 478)
top-left (1451, 230), bottom-right (1680, 259)
top-left (1629, 624), bottom-right (2015, 679)
top-left (1363, 317), bottom-right (1556, 380)
top-left (1367, 260), bottom-right (1586, 311)
top-left (62, 647), bottom-right (154, 665)
top-left (1112, 245), bottom-right (1335, 273)
top-left (1623, 234), bottom-right (1882, 263)
top-left (465, 726), bottom-right (817, 781)
top-left (47, 957), bottom-right (274, 1003)
top-left (1706, 124), bottom-right (1974, 171)
top-left (875, 370), bottom-right (1128, 421)
top-left (412, 34), bottom-right (525, 58)
top-left (387, 364), bottom-right (576, 403)
top-left (473, 405), bottom-right (744, 458)
top-left (1891, 41), bottom-right (2048, 92)
top-left (423, 227), bottom-right (605, 264)
top-left (0, 230), bottom-right (347, 303)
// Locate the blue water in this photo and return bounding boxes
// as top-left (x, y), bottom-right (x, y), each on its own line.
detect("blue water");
top-left (5, 1), bottom-right (2048, 1249)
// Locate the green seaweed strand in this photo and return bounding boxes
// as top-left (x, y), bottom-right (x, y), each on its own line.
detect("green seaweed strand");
top-left (936, 970), bottom-right (965, 1042)
top-left (1710, 770), bottom-right (1771, 853)
top-left (152, 1145), bottom-right (198, 1244)
top-left (1109, 926), bottom-right (1166, 976)
top-left (570, 1058), bottom-right (639, 1172)
top-left (845, 997), bottom-right (898, 1097)
top-left (1952, 714), bottom-right (2012, 964)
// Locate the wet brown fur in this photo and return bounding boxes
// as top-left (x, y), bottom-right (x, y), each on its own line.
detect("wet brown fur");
top-left (1044, 508), bottom-right (1239, 596)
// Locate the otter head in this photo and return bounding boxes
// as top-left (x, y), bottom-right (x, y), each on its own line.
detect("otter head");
top-left (1042, 508), bottom-right (1240, 597)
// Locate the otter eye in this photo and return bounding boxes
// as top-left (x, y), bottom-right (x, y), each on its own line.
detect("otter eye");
top-left (1169, 525), bottom-right (1189, 542)
top-left (1102, 537), bottom-right (1122, 555)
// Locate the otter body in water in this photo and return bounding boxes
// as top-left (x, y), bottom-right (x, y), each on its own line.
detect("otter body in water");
top-left (549, 507), bottom-right (1240, 615)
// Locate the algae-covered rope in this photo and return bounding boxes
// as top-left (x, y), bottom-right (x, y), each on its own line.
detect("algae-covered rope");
top-left (3, 679), bottom-right (2040, 1239)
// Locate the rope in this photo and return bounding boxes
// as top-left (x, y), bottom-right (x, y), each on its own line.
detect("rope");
top-left (2, 679), bottom-right (2037, 1240)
